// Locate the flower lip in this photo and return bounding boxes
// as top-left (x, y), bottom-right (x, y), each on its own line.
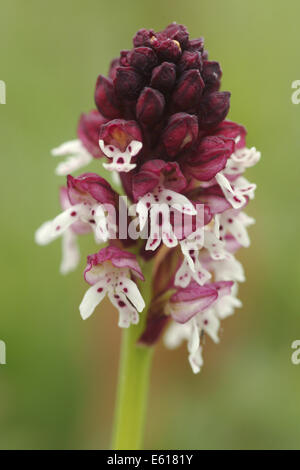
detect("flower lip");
top-left (84, 246), bottom-right (145, 285)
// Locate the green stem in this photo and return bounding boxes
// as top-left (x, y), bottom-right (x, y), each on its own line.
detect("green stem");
top-left (111, 260), bottom-right (154, 450)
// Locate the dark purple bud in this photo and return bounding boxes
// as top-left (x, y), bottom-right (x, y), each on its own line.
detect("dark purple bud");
top-left (172, 69), bottom-right (205, 113)
top-left (136, 87), bottom-right (165, 126)
top-left (163, 23), bottom-right (189, 47)
top-left (128, 47), bottom-right (158, 74)
top-left (202, 50), bottom-right (209, 60)
top-left (162, 112), bottom-right (199, 157)
top-left (178, 50), bottom-right (203, 72)
top-left (120, 50), bottom-right (130, 66)
top-left (94, 75), bottom-right (121, 119)
top-left (198, 91), bottom-right (231, 129)
top-left (67, 174), bottom-right (117, 207)
top-left (133, 28), bottom-right (155, 47)
top-left (108, 58), bottom-right (119, 80)
top-left (150, 62), bottom-right (177, 92)
top-left (186, 136), bottom-right (234, 181)
top-left (202, 61), bottom-right (222, 93)
top-left (186, 37), bottom-right (204, 52)
top-left (114, 66), bottom-right (144, 100)
top-left (153, 38), bottom-right (182, 62)
top-left (77, 110), bottom-right (107, 158)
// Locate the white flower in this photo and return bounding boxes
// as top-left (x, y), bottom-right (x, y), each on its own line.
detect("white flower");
top-left (136, 184), bottom-right (197, 251)
top-left (52, 140), bottom-right (93, 175)
top-left (215, 173), bottom-right (256, 210)
top-left (225, 146), bottom-right (261, 175)
top-left (35, 203), bottom-right (111, 247)
top-left (79, 247), bottom-right (145, 328)
top-left (165, 284), bottom-right (241, 373)
top-left (214, 146), bottom-right (259, 210)
top-left (210, 253), bottom-right (245, 282)
top-left (175, 229), bottom-right (227, 288)
top-left (214, 209), bottom-right (255, 247)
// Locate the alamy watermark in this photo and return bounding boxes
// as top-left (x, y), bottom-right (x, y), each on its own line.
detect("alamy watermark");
top-left (0, 80), bottom-right (6, 104)
top-left (0, 340), bottom-right (6, 365)
top-left (291, 80), bottom-right (300, 104)
top-left (92, 197), bottom-right (205, 241)
top-left (291, 340), bottom-right (300, 365)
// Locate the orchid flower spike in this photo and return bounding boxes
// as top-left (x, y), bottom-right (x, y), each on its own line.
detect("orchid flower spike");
top-left (36, 22), bottom-right (260, 375)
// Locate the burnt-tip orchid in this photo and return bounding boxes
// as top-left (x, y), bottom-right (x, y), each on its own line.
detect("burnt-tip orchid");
top-left (35, 22), bottom-right (261, 449)
top-left (36, 21), bottom-right (260, 410)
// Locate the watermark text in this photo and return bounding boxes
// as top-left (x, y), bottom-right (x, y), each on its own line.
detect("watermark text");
top-left (0, 80), bottom-right (6, 104)
top-left (0, 340), bottom-right (6, 364)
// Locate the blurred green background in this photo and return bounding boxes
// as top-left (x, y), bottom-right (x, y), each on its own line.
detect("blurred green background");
top-left (1, 0), bottom-right (300, 450)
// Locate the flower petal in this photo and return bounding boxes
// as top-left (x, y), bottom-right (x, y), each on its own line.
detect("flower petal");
top-left (52, 140), bottom-right (93, 176)
top-left (60, 229), bottom-right (80, 275)
top-left (116, 278), bottom-right (145, 313)
top-left (35, 204), bottom-right (83, 245)
top-left (79, 281), bottom-right (106, 320)
top-left (108, 291), bottom-right (139, 328)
